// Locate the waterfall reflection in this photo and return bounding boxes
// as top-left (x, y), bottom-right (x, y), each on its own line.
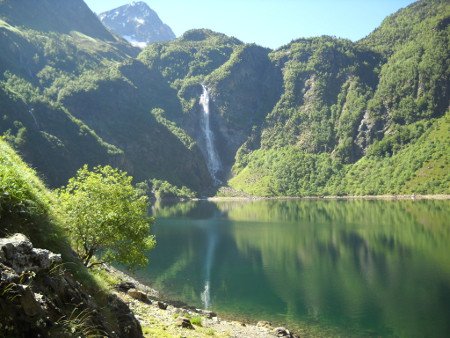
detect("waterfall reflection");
top-left (201, 219), bottom-right (219, 309)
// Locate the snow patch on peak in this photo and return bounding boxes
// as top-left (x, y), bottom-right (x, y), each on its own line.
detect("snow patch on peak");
top-left (134, 17), bottom-right (145, 25)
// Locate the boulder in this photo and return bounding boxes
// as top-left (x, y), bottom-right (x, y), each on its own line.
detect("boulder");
top-left (0, 233), bottom-right (61, 274)
top-left (127, 288), bottom-right (150, 303)
top-left (274, 326), bottom-right (293, 337)
top-left (0, 234), bottom-right (144, 337)
top-left (116, 281), bottom-right (136, 292)
top-left (108, 294), bottom-right (144, 337)
top-left (197, 309), bottom-right (217, 318)
top-left (177, 317), bottom-right (194, 329)
top-left (157, 301), bottom-right (168, 310)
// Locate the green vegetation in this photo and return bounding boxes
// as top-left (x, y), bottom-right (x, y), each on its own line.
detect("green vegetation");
top-left (151, 108), bottom-right (196, 150)
top-left (138, 178), bottom-right (197, 201)
top-left (0, 0), bottom-right (448, 199)
top-left (57, 165), bottom-right (156, 268)
top-left (338, 112), bottom-right (450, 195)
top-left (0, 1), bottom-right (211, 192)
top-left (0, 137), bottom-right (136, 336)
top-left (0, 138), bottom-right (56, 245)
top-left (231, 112), bottom-right (449, 196)
top-left (229, 0), bottom-right (449, 196)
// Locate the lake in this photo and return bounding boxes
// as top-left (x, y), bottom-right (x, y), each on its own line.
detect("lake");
top-left (136, 199), bottom-right (450, 337)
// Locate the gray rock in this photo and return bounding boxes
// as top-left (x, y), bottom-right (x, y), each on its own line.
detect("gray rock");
top-left (274, 326), bottom-right (292, 337)
top-left (127, 288), bottom-right (151, 303)
top-left (195, 308), bottom-right (217, 318)
top-left (0, 262), bottom-right (18, 283)
top-left (205, 311), bottom-right (217, 319)
top-left (116, 281), bottom-right (136, 292)
top-left (177, 317), bottom-right (194, 329)
top-left (32, 248), bottom-right (62, 270)
top-left (157, 301), bottom-right (168, 310)
top-left (0, 234), bottom-right (143, 337)
top-left (19, 285), bottom-right (43, 317)
top-left (257, 320), bottom-right (272, 329)
top-left (108, 294), bottom-right (144, 337)
top-left (0, 233), bottom-right (61, 274)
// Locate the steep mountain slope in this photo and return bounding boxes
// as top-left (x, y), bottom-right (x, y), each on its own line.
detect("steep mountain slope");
top-left (0, 0), bottom-right (114, 41)
top-left (99, 1), bottom-right (175, 47)
top-left (139, 29), bottom-right (247, 180)
top-left (0, 0), bottom-right (211, 191)
top-left (229, 0), bottom-right (449, 196)
top-left (0, 138), bottom-right (142, 337)
top-left (0, 0), bottom-right (447, 196)
top-left (139, 30), bottom-right (282, 177)
top-left (261, 37), bottom-right (380, 159)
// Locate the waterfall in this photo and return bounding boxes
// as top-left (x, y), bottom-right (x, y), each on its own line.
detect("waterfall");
top-left (29, 108), bottom-right (39, 128)
top-left (199, 85), bottom-right (221, 184)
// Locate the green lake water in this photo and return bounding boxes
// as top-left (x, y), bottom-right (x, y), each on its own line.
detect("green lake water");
top-left (136, 199), bottom-right (450, 337)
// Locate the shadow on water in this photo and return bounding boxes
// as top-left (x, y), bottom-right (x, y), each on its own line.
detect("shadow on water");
top-left (140, 199), bottom-right (450, 337)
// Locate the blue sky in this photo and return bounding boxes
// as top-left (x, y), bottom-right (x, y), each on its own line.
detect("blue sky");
top-left (84, 0), bottom-right (416, 48)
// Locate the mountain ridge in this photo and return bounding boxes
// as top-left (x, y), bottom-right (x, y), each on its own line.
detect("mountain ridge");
top-left (0, 0), bottom-right (448, 196)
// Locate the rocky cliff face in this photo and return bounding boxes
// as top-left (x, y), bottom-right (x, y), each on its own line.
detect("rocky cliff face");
top-left (206, 44), bottom-right (283, 168)
top-left (99, 1), bottom-right (175, 48)
top-left (0, 234), bottom-right (143, 337)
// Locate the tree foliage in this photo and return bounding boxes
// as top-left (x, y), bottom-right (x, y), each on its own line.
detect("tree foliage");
top-left (57, 165), bottom-right (155, 268)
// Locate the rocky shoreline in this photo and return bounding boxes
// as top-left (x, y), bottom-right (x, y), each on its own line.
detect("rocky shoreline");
top-left (104, 265), bottom-right (299, 338)
top-left (0, 233), bottom-right (298, 337)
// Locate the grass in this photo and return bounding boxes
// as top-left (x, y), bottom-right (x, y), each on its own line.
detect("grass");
top-left (190, 315), bottom-right (203, 327)
top-left (0, 138), bottom-right (127, 336)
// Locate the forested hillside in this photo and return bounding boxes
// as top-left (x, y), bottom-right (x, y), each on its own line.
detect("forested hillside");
top-left (0, 0), bottom-right (448, 196)
top-left (229, 0), bottom-right (449, 195)
top-left (0, 0), bottom-right (211, 192)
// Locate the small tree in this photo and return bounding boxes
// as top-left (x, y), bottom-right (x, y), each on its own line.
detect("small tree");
top-left (57, 165), bottom-right (156, 268)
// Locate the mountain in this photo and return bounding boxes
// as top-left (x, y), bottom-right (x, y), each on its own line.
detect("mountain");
top-left (98, 1), bottom-right (175, 48)
top-left (0, 0), bottom-right (113, 41)
top-left (229, 0), bottom-right (449, 196)
top-left (0, 0), bottom-right (211, 192)
top-left (0, 0), bottom-right (448, 196)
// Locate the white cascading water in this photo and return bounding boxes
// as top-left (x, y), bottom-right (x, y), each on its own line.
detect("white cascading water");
top-left (29, 108), bottom-right (38, 128)
top-left (199, 84), bottom-right (221, 184)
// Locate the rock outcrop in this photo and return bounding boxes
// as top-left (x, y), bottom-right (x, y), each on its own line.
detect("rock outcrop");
top-left (0, 234), bottom-right (143, 337)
